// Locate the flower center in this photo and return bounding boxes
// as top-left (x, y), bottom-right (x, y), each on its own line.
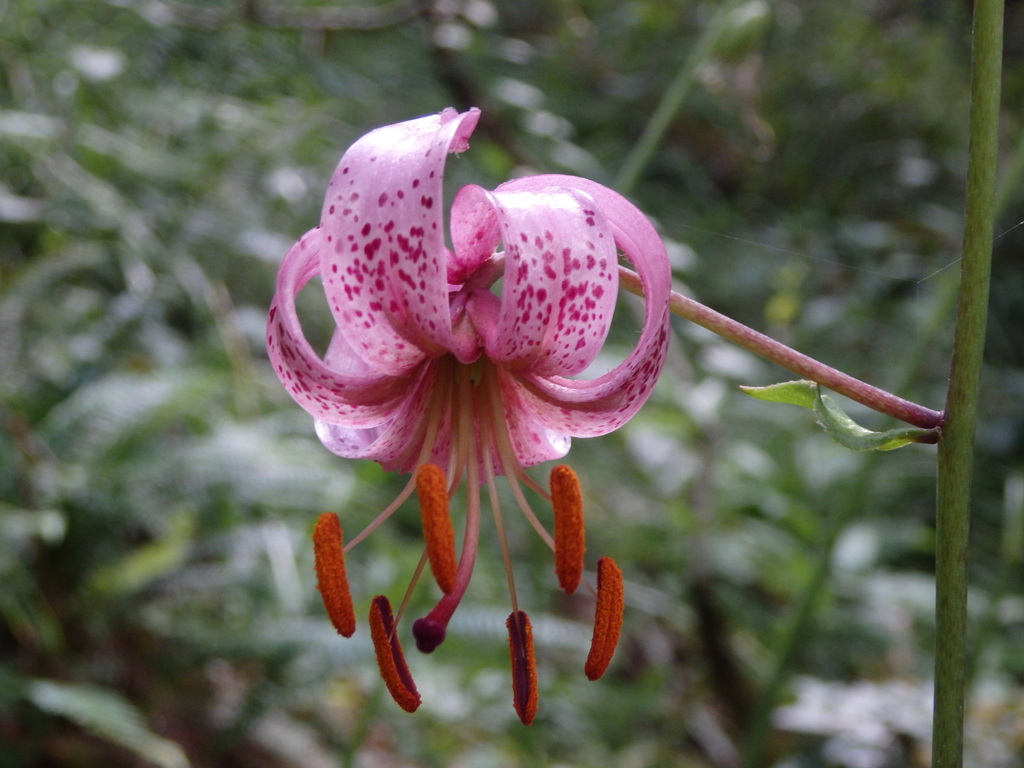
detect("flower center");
top-left (310, 354), bottom-right (626, 724)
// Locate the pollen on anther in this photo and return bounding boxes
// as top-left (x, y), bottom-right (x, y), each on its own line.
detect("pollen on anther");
top-left (584, 557), bottom-right (624, 681)
top-left (506, 611), bottom-right (539, 725)
top-left (369, 595), bottom-right (421, 713)
top-left (416, 463), bottom-right (457, 594)
top-left (550, 465), bottom-right (585, 594)
top-left (312, 513), bottom-right (356, 637)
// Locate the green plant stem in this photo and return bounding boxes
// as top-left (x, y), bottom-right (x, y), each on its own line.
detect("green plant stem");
top-left (614, 0), bottom-right (744, 195)
top-left (736, 41), bottom-right (1014, 763)
top-left (734, 264), bottom-right (964, 767)
top-left (933, 0), bottom-right (1002, 765)
top-left (619, 268), bottom-right (944, 429)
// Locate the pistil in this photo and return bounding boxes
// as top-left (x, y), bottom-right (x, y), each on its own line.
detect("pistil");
top-left (412, 364), bottom-right (483, 653)
top-left (410, 482), bottom-right (480, 653)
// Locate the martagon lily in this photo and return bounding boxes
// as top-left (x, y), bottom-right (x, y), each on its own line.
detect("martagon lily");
top-left (266, 107), bottom-right (671, 724)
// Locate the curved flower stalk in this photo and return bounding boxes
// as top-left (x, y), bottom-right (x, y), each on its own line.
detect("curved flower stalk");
top-left (266, 108), bottom-right (671, 723)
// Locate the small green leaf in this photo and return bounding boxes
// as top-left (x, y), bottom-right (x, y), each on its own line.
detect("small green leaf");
top-left (740, 380), bottom-right (818, 409)
top-left (743, 380), bottom-right (938, 450)
top-left (813, 391), bottom-right (938, 451)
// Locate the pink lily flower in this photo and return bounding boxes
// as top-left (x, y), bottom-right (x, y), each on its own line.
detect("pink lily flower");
top-left (266, 107), bottom-right (670, 723)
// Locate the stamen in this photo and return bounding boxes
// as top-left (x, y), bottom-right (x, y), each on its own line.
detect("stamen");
top-left (506, 611), bottom-right (539, 725)
top-left (550, 465), bottom-right (585, 594)
top-left (416, 463), bottom-right (457, 594)
top-left (486, 462), bottom-right (520, 617)
top-left (312, 513), bottom-right (355, 637)
top-left (369, 595), bottom-right (421, 713)
top-left (585, 557), bottom-right (624, 681)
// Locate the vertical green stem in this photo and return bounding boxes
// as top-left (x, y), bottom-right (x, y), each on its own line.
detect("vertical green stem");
top-left (933, 1), bottom-right (1002, 766)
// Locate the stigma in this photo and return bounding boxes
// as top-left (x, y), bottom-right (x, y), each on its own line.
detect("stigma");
top-left (310, 359), bottom-right (626, 724)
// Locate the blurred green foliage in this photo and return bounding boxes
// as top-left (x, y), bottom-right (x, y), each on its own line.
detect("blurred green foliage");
top-left (2, 1), bottom-right (1023, 766)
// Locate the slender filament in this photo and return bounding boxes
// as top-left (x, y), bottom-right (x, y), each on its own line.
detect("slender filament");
top-left (481, 364), bottom-right (557, 549)
top-left (392, 548), bottom-right (430, 635)
top-left (486, 448), bottom-right (521, 617)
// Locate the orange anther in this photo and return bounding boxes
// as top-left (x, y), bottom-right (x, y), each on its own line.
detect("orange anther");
top-left (506, 611), bottom-right (539, 725)
top-left (417, 463), bottom-right (457, 594)
top-left (584, 557), bottom-right (624, 681)
top-left (369, 595), bottom-right (421, 713)
top-left (312, 512), bottom-right (356, 637)
top-left (550, 465), bottom-right (585, 594)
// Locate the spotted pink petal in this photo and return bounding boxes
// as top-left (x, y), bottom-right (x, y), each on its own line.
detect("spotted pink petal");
top-left (450, 184), bottom-right (619, 377)
top-left (493, 368), bottom-right (572, 467)
top-left (314, 361), bottom-right (442, 472)
top-left (319, 108), bottom-right (481, 375)
top-left (267, 111), bottom-right (671, 474)
top-left (266, 229), bottom-right (413, 426)
top-left (491, 175), bottom-right (672, 438)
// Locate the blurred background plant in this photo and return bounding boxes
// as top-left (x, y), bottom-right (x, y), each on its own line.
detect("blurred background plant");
top-left (1, 0), bottom-right (1022, 766)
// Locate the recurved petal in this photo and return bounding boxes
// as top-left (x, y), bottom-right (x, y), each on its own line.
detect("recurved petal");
top-left (494, 367), bottom-right (573, 468)
top-left (319, 108), bottom-right (481, 375)
top-left (314, 357), bottom-right (448, 473)
top-left (266, 229), bottom-right (414, 425)
top-left (491, 175), bottom-right (671, 437)
top-left (450, 184), bottom-right (618, 377)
